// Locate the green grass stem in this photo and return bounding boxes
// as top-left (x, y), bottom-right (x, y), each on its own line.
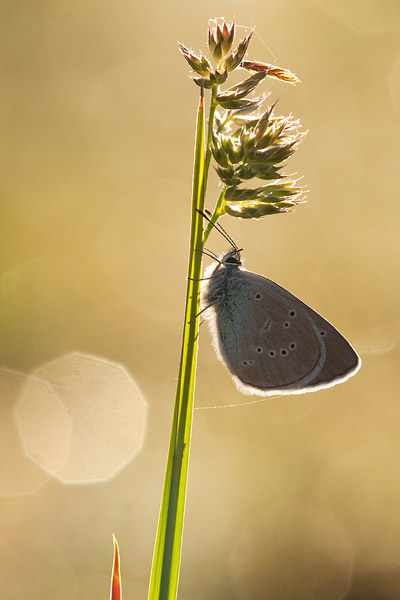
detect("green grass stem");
top-left (202, 186), bottom-right (227, 244)
top-left (148, 87), bottom-right (206, 600)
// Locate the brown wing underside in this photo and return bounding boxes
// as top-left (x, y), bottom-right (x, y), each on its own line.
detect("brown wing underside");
top-left (213, 271), bottom-right (359, 393)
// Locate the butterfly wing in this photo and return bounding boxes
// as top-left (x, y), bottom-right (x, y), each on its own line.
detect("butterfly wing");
top-left (206, 269), bottom-right (360, 396)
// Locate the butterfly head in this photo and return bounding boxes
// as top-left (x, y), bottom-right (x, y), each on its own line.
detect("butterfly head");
top-left (221, 248), bottom-right (242, 268)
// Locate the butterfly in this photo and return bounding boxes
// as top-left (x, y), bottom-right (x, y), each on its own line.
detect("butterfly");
top-left (200, 233), bottom-right (360, 396)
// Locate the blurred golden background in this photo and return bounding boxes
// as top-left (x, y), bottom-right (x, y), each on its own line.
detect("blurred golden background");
top-left (1, 0), bottom-right (400, 598)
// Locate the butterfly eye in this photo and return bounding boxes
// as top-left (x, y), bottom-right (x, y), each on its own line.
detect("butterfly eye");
top-left (225, 255), bottom-right (240, 265)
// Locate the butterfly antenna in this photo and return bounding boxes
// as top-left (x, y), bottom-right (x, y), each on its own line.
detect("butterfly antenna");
top-left (204, 209), bottom-right (239, 251)
top-left (196, 209), bottom-right (239, 251)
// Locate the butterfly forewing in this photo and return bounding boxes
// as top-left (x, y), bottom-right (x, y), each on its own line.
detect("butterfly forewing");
top-left (208, 269), bottom-right (360, 396)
